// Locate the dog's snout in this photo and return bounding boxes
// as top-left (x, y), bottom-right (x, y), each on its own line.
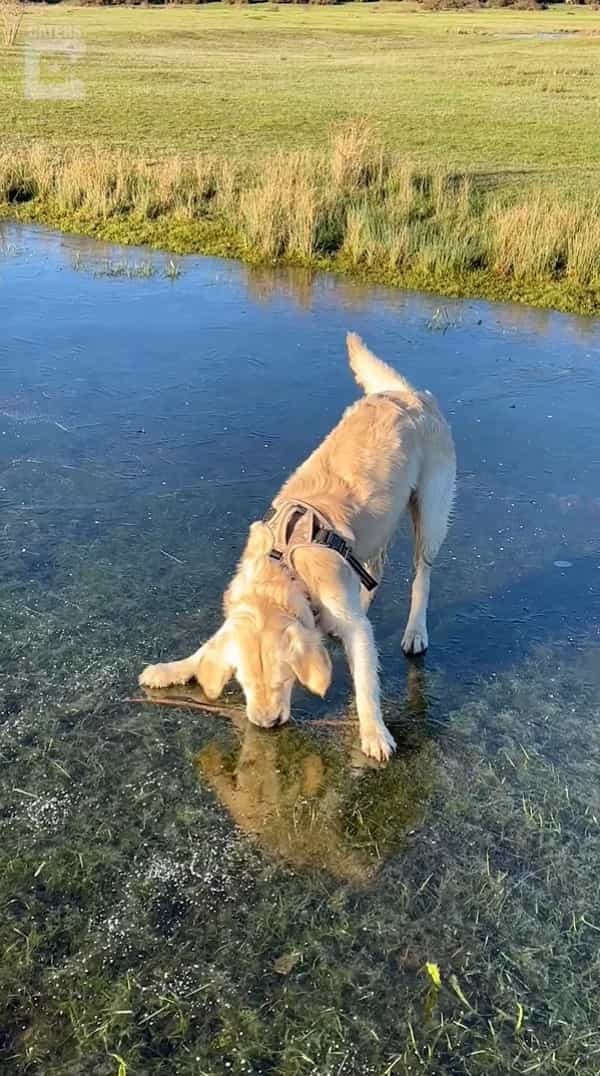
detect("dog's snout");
top-left (248, 710), bottom-right (284, 729)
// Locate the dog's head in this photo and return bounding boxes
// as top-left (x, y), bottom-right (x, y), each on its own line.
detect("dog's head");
top-left (196, 521), bottom-right (331, 726)
top-left (196, 612), bottom-right (331, 728)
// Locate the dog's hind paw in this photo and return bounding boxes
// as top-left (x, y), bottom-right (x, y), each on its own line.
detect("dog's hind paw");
top-left (360, 723), bottom-right (396, 762)
top-left (401, 624), bottom-right (429, 656)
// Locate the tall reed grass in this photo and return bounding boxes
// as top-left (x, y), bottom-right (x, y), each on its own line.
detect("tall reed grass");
top-left (0, 0), bottom-right (23, 48)
top-left (2, 122), bottom-right (599, 293)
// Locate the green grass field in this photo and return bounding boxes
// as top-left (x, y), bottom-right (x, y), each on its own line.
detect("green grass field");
top-left (5, 4), bottom-right (600, 189)
top-left (3, 4), bottom-right (600, 310)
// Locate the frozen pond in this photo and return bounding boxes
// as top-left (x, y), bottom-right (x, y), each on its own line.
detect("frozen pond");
top-left (1, 222), bottom-right (599, 1076)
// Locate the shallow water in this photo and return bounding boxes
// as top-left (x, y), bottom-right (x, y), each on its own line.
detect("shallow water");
top-left (1, 223), bottom-right (599, 1075)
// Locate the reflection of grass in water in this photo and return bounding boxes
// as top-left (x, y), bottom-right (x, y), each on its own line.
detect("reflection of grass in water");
top-left (2, 549), bottom-right (600, 1076)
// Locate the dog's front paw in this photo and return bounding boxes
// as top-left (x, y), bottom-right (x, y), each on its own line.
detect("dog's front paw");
top-left (360, 723), bottom-right (396, 762)
top-left (139, 663), bottom-right (180, 690)
top-left (401, 624), bottom-right (429, 656)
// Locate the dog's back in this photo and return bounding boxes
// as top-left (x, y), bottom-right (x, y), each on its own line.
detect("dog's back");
top-left (278, 334), bottom-right (454, 562)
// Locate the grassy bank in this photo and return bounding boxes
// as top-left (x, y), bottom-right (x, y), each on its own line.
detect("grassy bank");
top-left (4, 128), bottom-right (600, 314)
top-left (4, 4), bottom-right (600, 189)
top-left (3, 4), bottom-right (600, 311)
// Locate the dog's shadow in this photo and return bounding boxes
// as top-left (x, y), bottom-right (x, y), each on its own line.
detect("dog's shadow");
top-left (194, 665), bottom-right (438, 883)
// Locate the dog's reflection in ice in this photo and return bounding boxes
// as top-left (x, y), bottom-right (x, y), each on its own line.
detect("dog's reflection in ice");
top-left (195, 666), bottom-right (438, 882)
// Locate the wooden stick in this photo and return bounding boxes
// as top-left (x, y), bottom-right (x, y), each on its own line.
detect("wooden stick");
top-left (124, 696), bottom-right (358, 727)
top-left (125, 695), bottom-right (245, 715)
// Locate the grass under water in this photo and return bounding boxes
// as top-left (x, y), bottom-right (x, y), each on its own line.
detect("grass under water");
top-left (1, 225), bottom-right (600, 1074)
top-left (3, 606), bottom-right (600, 1074)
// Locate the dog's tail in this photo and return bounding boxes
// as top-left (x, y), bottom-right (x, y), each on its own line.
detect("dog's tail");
top-left (346, 332), bottom-right (419, 400)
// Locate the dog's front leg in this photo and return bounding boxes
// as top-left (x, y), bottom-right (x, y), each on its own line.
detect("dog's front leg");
top-left (139, 623), bottom-right (233, 696)
top-left (322, 603), bottom-right (396, 762)
top-left (296, 551), bottom-right (395, 762)
top-left (343, 617), bottom-right (396, 761)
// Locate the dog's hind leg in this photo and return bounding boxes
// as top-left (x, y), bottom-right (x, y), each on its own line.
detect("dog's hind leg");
top-left (401, 457), bottom-right (455, 656)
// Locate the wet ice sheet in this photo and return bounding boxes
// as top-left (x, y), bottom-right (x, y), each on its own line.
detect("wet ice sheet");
top-left (1, 223), bottom-right (599, 1075)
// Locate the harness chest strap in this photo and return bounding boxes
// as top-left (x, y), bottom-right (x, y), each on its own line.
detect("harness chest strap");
top-left (263, 500), bottom-right (378, 592)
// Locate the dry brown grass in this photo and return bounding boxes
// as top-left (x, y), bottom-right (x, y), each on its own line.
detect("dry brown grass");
top-left (0, 0), bottom-right (23, 48)
top-left (489, 194), bottom-right (600, 286)
top-left (2, 122), bottom-right (600, 294)
top-left (238, 151), bottom-right (324, 260)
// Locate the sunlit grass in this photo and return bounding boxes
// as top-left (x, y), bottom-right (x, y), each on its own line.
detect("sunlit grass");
top-left (3, 4), bottom-right (600, 311)
top-left (3, 125), bottom-right (600, 313)
top-left (2, 3), bottom-right (600, 193)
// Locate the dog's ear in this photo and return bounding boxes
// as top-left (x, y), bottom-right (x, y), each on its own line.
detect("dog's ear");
top-left (196, 626), bottom-right (234, 700)
top-left (244, 522), bottom-right (274, 560)
top-left (286, 623), bottom-right (332, 698)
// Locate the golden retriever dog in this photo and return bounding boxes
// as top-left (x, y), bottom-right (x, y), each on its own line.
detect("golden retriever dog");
top-left (140, 333), bottom-right (456, 761)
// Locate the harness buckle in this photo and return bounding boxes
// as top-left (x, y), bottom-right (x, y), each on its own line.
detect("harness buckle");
top-left (315, 529), bottom-right (350, 559)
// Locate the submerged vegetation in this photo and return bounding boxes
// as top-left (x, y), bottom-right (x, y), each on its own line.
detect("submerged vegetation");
top-left (1, 223), bottom-right (599, 1073)
top-left (3, 600), bottom-right (600, 1074)
top-left (3, 123), bottom-right (600, 313)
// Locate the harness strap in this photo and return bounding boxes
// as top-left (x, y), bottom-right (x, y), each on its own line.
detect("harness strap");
top-left (312, 528), bottom-right (378, 592)
top-left (263, 502), bottom-right (378, 592)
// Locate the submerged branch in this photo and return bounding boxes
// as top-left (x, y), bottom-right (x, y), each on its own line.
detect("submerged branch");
top-left (125, 695), bottom-right (358, 727)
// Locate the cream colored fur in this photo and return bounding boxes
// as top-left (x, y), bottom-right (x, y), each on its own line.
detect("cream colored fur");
top-left (140, 333), bottom-right (456, 761)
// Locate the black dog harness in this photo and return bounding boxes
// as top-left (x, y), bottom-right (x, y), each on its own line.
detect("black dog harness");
top-left (263, 500), bottom-right (378, 592)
